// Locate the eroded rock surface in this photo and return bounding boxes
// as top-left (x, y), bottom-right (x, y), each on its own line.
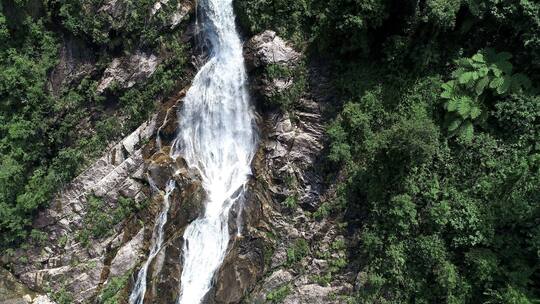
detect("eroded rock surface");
top-left (97, 52), bottom-right (160, 93)
top-left (151, 0), bottom-right (195, 29)
top-left (4, 118), bottom-right (156, 303)
top-left (138, 145), bottom-right (207, 304)
top-left (0, 267), bottom-right (37, 304)
top-left (48, 36), bottom-right (96, 97)
top-left (239, 31), bottom-right (355, 303)
top-left (244, 30), bottom-right (326, 211)
top-left (96, 0), bottom-right (194, 32)
top-left (244, 30), bottom-right (301, 70)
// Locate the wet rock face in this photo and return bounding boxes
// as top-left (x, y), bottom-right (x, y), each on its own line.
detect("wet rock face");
top-left (206, 170), bottom-right (273, 304)
top-left (238, 31), bottom-right (356, 303)
top-left (244, 30), bottom-right (326, 211)
top-left (140, 148), bottom-right (206, 304)
top-left (212, 236), bottom-right (266, 304)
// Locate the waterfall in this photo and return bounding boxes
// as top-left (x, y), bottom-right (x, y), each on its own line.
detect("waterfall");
top-left (173, 0), bottom-right (256, 302)
top-left (128, 0), bottom-right (255, 302)
top-left (129, 180), bottom-right (176, 304)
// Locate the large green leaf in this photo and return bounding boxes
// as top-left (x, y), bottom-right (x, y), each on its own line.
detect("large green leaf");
top-left (458, 121), bottom-right (474, 142)
top-left (441, 82), bottom-right (454, 99)
top-left (478, 67), bottom-right (489, 77)
top-left (441, 90), bottom-right (453, 99)
top-left (491, 67), bottom-right (503, 77)
top-left (496, 75), bottom-right (511, 94)
top-left (469, 107), bottom-right (481, 119)
top-left (495, 51), bottom-right (513, 62)
top-left (489, 77), bottom-right (504, 90)
top-left (457, 97), bottom-right (472, 117)
top-left (475, 76), bottom-right (490, 95)
top-left (448, 117), bottom-right (462, 132)
top-left (472, 53), bottom-right (485, 63)
top-left (495, 61), bottom-right (513, 74)
top-left (459, 71), bottom-right (475, 84)
top-left (441, 81), bottom-right (455, 92)
top-left (510, 73), bottom-right (532, 92)
top-left (447, 98), bottom-right (459, 111)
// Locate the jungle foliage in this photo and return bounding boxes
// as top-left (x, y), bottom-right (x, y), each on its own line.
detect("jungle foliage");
top-left (0, 0), bottom-right (188, 248)
top-left (236, 0), bottom-right (540, 303)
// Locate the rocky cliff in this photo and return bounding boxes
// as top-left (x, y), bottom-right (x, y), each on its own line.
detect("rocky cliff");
top-left (237, 31), bottom-right (355, 304)
top-left (1, 9), bottom-right (355, 304)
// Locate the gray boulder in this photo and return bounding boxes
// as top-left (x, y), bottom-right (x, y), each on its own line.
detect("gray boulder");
top-left (244, 30), bottom-right (301, 70)
top-left (97, 52), bottom-right (159, 93)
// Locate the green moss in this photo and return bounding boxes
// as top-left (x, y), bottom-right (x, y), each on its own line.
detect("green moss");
top-left (263, 63), bottom-right (307, 112)
top-left (266, 284), bottom-right (292, 303)
top-left (282, 195), bottom-right (298, 210)
top-left (75, 194), bottom-right (146, 247)
top-left (97, 272), bottom-right (132, 304)
top-left (50, 287), bottom-right (73, 304)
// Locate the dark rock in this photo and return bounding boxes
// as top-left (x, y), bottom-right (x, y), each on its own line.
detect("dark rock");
top-left (48, 36), bottom-right (96, 97)
top-left (129, 152), bottom-right (205, 304)
top-left (147, 150), bottom-right (176, 190)
top-left (212, 237), bottom-right (265, 303)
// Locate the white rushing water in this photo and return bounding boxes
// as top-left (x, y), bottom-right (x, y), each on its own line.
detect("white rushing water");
top-left (129, 180), bottom-right (176, 304)
top-left (128, 0), bottom-right (255, 302)
top-left (173, 0), bottom-right (256, 302)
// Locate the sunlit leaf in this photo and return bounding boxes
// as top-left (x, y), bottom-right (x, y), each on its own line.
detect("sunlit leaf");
top-left (458, 121), bottom-right (474, 142)
top-left (469, 107), bottom-right (481, 119)
top-left (475, 77), bottom-right (490, 95)
top-left (496, 75), bottom-right (511, 94)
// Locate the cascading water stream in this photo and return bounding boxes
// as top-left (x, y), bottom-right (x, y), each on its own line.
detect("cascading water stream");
top-left (173, 0), bottom-right (256, 302)
top-left (128, 0), bottom-right (255, 302)
top-left (129, 180), bottom-right (176, 304)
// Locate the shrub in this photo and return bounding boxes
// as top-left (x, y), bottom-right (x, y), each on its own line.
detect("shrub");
top-left (266, 284), bottom-right (292, 303)
top-left (286, 238), bottom-right (310, 266)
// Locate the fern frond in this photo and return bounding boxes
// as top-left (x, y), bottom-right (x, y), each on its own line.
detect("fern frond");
top-left (472, 53), bottom-right (485, 63)
top-left (447, 98), bottom-right (459, 112)
top-left (475, 77), bottom-right (490, 95)
top-left (469, 107), bottom-right (481, 119)
top-left (489, 77), bottom-right (504, 89)
top-left (456, 97), bottom-right (472, 117)
top-left (496, 75), bottom-right (511, 94)
top-left (458, 121), bottom-right (474, 143)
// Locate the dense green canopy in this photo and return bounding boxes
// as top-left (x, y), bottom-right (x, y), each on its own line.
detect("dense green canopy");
top-left (236, 0), bottom-right (540, 302)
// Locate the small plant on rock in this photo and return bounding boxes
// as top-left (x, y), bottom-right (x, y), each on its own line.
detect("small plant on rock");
top-left (266, 284), bottom-right (292, 303)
